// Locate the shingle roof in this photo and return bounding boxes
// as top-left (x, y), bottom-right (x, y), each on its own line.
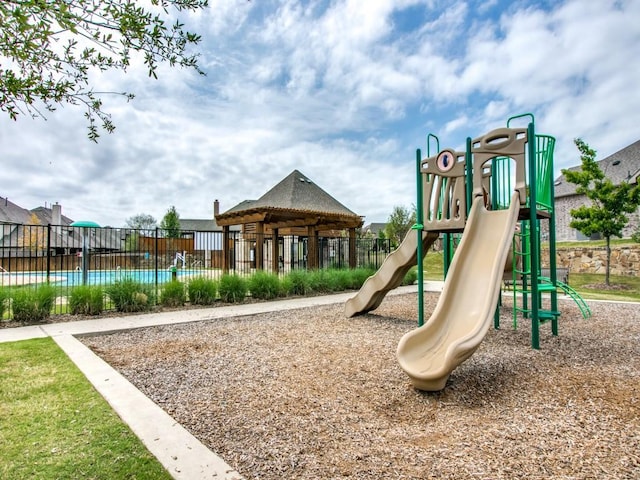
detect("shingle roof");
top-left (179, 219), bottom-right (219, 231)
top-left (0, 196), bottom-right (32, 224)
top-left (224, 200), bottom-right (257, 215)
top-left (31, 206), bottom-right (74, 226)
top-left (363, 222), bottom-right (387, 236)
top-left (0, 197), bottom-right (75, 226)
top-left (554, 140), bottom-right (640, 198)
top-left (222, 170), bottom-right (359, 217)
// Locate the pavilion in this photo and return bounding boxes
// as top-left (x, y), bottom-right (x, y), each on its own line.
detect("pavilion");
top-left (215, 170), bottom-right (363, 272)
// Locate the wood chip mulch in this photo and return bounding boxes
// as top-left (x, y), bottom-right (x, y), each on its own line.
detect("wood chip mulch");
top-left (81, 293), bottom-right (640, 480)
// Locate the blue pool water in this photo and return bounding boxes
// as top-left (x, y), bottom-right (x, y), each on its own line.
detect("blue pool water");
top-left (7, 269), bottom-right (199, 286)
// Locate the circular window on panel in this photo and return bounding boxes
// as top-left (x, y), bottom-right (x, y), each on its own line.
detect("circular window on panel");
top-left (436, 149), bottom-right (456, 173)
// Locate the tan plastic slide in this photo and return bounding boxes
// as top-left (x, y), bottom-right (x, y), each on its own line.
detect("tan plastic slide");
top-left (396, 193), bottom-right (521, 391)
top-left (344, 230), bottom-right (439, 317)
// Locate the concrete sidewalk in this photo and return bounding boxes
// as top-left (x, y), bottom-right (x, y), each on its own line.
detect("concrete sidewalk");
top-left (0, 283), bottom-right (442, 480)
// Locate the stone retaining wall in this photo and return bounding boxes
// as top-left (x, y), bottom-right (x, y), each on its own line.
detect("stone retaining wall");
top-left (541, 245), bottom-right (640, 276)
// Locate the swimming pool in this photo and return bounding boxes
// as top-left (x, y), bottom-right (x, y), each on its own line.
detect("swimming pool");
top-left (1, 269), bottom-right (202, 287)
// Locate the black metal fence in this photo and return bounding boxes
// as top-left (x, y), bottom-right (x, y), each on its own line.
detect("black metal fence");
top-left (0, 223), bottom-right (393, 313)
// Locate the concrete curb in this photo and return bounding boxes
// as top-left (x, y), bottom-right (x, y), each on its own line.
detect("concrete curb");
top-left (52, 334), bottom-right (243, 480)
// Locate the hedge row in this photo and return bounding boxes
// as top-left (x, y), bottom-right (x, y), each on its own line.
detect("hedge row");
top-left (0, 267), bottom-right (418, 322)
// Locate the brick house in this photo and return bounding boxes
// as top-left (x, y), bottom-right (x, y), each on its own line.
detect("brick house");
top-left (553, 140), bottom-right (640, 241)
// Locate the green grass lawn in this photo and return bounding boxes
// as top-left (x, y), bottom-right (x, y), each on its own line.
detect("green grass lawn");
top-left (567, 273), bottom-right (640, 302)
top-left (0, 338), bottom-right (172, 480)
top-left (553, 238), bottom-right (637, 249)
top-left (423, 249), bottom-right (445, 281)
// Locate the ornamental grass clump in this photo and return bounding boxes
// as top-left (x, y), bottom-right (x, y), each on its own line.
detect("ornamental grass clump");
top-left (0, 287), bottom-right (9, 319)
top-left (69, 285), bottom-right (104, 315)
top-left (285, 270), bottom-right (311, 296)
top-left (106, 278), bottom-right (154, 313)
top-left (308, 269), bottom-right (331, 293)
top-left (248, 271), bottom-right (281, 300)
top-left (349, 267), bottom-right (375, 289)
top-left (11, 284), bottom-right (56, 322)
top-left (187, 277), bottom-right (217, 305)
top-left (218, 274), bottom-right (247, 303)
top-left (159, 280), bottom-right (186, 307)
top-left (402, 267), bottom-right (418, 286)
top-left (326, 269), bottom-right (352, 292)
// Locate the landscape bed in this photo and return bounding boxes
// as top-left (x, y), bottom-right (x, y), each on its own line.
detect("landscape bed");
top-left (82, 293), bottom-right (639, 479)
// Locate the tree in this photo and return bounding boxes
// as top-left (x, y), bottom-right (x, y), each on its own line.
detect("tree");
top-left (124, 213), bottom-right (157, 250)
top-left (0, 0), bottom-right (207, 141)
top-left (562, 138), bottom-right (640, 286)
top-left (23, 212), bottom-right (45, 251)
top-left (160, 205), bottom-right (181, 238)
top-left (125, 213), bottom-right (157, 233)
top-left (384, 205), bottom-right (416, 247)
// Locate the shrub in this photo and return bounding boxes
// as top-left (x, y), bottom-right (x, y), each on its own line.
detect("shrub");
top-left (308, 269), bottom-right (331, 293)
top-left (187, 277), bottom-right (217, 305)
top-left (349, 267), bottom-right (375, 289)
top-left (160, 280), bottom-right (186, 307)
top-left (11, 284), bottom-right (56, 323)
top-left (325, 269), bottom-right (352, 292)
top-left (218, 274), bottom-right (247, 303)
top-left (285, 270), bottom-right (311, 296)
top-left (278, 275), bottom-right (293, 297)
top-left (632, 226), bottom-right (640, 243)
top-left (106, 278), bottom-right (154, 312)
top-left (0, 287), bottom-right (9, 319)
top-left (402, 267), bottom-right (418, 286)
top-left (69, 285), bottom-right (104, 315)
top-left (248, 271), bottom-right (280, 300)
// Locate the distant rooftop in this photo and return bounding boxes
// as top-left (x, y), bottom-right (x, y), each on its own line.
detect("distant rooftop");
top-left (554, 140), bottom-right (640, 198)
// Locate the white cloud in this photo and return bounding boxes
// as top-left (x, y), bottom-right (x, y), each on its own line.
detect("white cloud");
top-left (1, 0), bottom-right (638, 227)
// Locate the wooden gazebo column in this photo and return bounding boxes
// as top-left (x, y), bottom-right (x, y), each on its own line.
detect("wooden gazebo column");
top-left (271, 228), bottom-right (279, 274)
top-left (222, 225), bottom-right (230, 273)
top-left (307, 225), bottom-right (318, 269)
top-left (255, 222), bottom-right (264, 270)
top-left (348, 228), bottom-right (357, 269)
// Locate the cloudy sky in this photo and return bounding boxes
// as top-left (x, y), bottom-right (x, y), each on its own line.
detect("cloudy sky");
top-left (1, 0), bottom-right (639, 227)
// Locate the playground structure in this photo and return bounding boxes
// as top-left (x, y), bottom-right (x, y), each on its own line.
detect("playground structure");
top-left (346, 114), bottom-right (590, 391)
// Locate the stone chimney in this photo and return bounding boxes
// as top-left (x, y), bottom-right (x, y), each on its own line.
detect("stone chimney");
top-left (214, 199), bottom-right (220, 217)
top-left (52, 202), bottom-right (62, 225)
top-left (51, 202), bottom-right (62, 239)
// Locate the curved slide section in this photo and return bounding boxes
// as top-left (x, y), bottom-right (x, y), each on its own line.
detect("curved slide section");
top-left (345, 231), bottom-right (439, 317)
top-left (397, 193), bottom-right (521, 391)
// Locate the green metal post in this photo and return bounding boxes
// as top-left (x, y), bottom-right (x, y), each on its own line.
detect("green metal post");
top-left (492, 161), bottom-right (501, 329)
top-left (527, 122), bottom-right (540, 349)
top-left (46, 225), bottom-right (51, 284)
top-left (547, 143), bottom-right (560, 336)
top-left (465, 137), bottom-right (473, 216)
top-left (416, 148), bottom-right (425, 327)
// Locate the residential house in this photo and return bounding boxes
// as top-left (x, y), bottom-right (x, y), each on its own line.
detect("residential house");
top-left (0, 197), bottom-right (78, 258)
top-left (553, 140), bottom-right (640, 241)
top-left (0, 197), bottom-right (122, 271)
top-left (362, 222), bottom-right (387, 238)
